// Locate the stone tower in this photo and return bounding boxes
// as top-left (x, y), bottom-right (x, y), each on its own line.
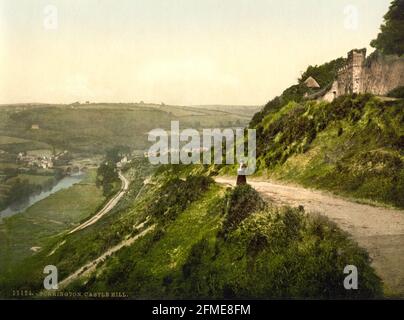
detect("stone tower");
top-left (321, 48), bottom-right (404, 102)
top-left (348, 48), bottom-right (366, 94)
top-left (336, 48), bottom-right (366, 96)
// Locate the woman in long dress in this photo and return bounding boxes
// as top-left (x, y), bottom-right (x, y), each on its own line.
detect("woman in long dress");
top-left (236, 161), bottom-right (247, 185)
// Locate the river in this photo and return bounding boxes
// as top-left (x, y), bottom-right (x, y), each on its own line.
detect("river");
top-left (0, 173), bottom-right (85, 220)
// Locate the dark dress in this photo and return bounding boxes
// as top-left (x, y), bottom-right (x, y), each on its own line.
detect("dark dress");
top-left (236, 175), bottom-right (247, 185)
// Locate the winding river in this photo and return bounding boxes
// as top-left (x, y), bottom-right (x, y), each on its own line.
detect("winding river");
top-left (0, 173), bottom-right (85, 220)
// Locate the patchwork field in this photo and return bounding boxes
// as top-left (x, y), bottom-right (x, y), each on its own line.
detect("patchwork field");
top-left (0, 103), bottom-right (260, 156)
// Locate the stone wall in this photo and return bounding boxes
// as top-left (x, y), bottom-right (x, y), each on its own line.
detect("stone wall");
top-left (362, 52), bottom-right (404, 96)
top-left (321, 49), bottom-right (404, 102)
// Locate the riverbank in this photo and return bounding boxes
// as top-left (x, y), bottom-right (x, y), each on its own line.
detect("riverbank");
top-left (0, 172), bottom-right (85, 220)
top-left (0, 170), bottom-right (105, 273)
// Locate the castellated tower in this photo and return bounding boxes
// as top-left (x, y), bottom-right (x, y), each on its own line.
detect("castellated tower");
top-left (337, 48), bottom-right (366, 95)
top-left (321, 48), bottom-right (404, 102)
top-left (348, 48), bottom-right (366, 94)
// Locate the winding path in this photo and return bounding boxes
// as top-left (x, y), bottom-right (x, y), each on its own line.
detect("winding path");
top-left (215, 177), bottom-right (404, 296)
top-left (59, 225), bottom-right (155, 289)
top-left (68, 171), bottom-right (129, 234)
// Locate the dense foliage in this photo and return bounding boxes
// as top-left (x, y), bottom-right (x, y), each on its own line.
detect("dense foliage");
top-left (96, 161), bottom-right (119, 197)
top-left (298, 58), bottom-right (346, 88)
top-left (177, 205), bottom-right (382, 299)
top-left (387, 86), bottom-right (404, 98)
top-left (250, 58), bottom-right (345, 128)
top-left (219, 184), bottom-right (266, 237)
top-left (75, 180), bottom-right (382, 299)
top-left (371, 0), bottom-right (404, 56)
top-left (146, 174), bottom-right (213, 222)
top-left (0, 161), bottom-right (384, 299)
top-left (96, 146), bottom-right (130, 196)
top-left (251, 94), bottom-right (404, 207)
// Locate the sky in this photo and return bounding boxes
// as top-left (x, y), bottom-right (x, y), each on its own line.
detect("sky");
top-left (0, 0), bottom-right (392, 105)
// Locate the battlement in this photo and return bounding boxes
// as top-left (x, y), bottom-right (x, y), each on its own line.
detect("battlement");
top-left (319, 48), bottom-right (404, 102)
top-left (347, 48), bottom-right (367, 63)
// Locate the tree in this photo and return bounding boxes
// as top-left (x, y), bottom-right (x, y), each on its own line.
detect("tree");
top-left (96, 162), bottom-right (119, 196)
top-left (371, 0), bottom-right (404, 56)
top-left (105, 145), bottom-right (130, 163)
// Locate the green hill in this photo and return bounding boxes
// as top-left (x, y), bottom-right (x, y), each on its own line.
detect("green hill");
top-left (0, 163), bottom-right (382, 299)
top-left (0, 103), bottom-right (259, 156)
top-left (249, 94), bottom-right (404, 208)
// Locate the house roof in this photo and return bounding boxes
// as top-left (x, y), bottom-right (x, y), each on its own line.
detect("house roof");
top-left (304, 76), bottom-right (321, 88)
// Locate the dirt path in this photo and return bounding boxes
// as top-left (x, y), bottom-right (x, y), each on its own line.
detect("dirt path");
top-left (68, 171), bottom-right (129, 234)
top-left (59, 224), bottom-right (155, 289)
top-left (215, 177), bottom-right (404, 296)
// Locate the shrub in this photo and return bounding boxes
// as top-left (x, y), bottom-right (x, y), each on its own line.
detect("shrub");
top-left (387, 86), bottom-right (404, 98)
top-left (177, 206), bottom-right (383, 299)
top-left (220, 184), bottom-right (266, 236)
top-left (146, 174), bottom-right (213, 221)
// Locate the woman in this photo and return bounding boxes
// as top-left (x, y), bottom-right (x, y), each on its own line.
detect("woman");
top-left (236, 161), bottom-right (248, 185)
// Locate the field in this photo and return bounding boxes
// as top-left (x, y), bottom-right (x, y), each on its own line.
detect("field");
top-left (0, 134), bottom-right (52, 154)
top-left (0, 103), bottom-right (260, 156)
top-left (0, 169), bottom-right (105, 272)
top-left (0, 102), bottom-right (259, 212)
top-left (0, 161), bottom-right (58, 211)
top-left (7, 174), bottom-right (55, 185)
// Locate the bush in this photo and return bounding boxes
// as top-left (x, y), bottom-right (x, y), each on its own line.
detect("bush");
top-left (177, 206), bottom-right (383, 299)
top-left (146, 174), bottom-right (213, 221)
top-left (220, 184), bottom-right (266, 236)
top-left (387, 86), bottom-right (404, 98)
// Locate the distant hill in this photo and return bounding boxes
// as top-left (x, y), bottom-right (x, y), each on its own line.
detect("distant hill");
top-left (0, 103), bottom-right (256, 155)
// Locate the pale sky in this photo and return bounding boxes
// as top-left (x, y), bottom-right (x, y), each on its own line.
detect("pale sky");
top-left (0, 0), bottom-right (392, 105)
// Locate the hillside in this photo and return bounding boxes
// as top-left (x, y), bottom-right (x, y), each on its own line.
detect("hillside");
top-left (1, 86), bottom-right (401, 299)
top-left (217, 50), bottom-right (403, 210)
top-left (0, 163), bottom-right (382, 299)
top-left (0, 103), bottom-right (259, 156)
top-left (0, 103), bottom-right (258, 211)
top-left (249, 94), bottom-right (404, 208)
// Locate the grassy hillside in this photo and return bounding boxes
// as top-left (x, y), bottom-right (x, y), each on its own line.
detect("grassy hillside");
top-left (249, 94), bottom-right (404, 208)
top-left (0, 157), bottom-right (155, 295)
top-left (244, 52), bottom-right (404, 208)
top-left (59, 165), bottom-right (383, 298)
top-left (0, 103), bottom-right (258, 155)
top-left (0, 170), bottom-right (105, 273)
top-left (0, 164), bottom-right (382, 299)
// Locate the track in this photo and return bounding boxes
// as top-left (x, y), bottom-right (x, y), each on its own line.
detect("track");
top-left (215, 177), bottom-right (404, 296)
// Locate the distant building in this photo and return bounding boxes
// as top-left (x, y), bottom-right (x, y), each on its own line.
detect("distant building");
top-left (304, 76), bottom-right (321, 89)
top-left (117, 156), bottom-right (130, 168)
top-left (31, 124), bottom-right (40, 130)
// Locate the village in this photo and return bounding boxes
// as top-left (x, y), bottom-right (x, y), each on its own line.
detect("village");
top-left (16, 150), bottom-right (70, 170)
